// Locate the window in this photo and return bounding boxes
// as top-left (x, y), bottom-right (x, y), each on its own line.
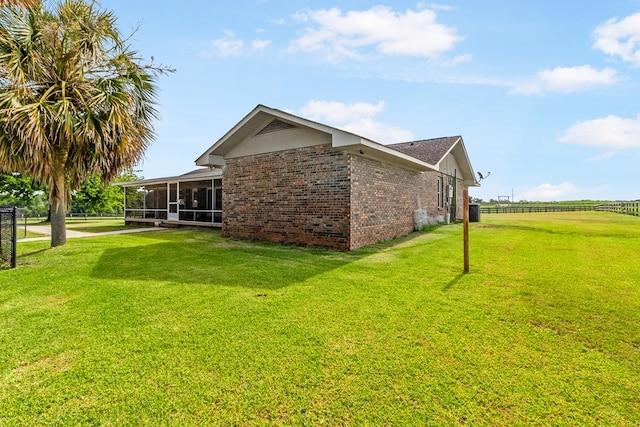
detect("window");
top-left (437, 177), bottom-right (443, 208)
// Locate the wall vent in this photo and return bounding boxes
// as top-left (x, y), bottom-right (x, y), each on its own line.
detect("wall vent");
top-left (256, 119), bottom-right (297, 136)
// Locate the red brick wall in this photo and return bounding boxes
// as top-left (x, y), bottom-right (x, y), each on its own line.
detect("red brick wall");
top-left (349, 156), bottom-right (422, 248)
top-left (222, 144), bottom-right (465, 250)
top-left (222, 144), bottom-right (352, 249)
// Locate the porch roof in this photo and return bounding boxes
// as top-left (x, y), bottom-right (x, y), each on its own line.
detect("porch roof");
top-left (117, 168), bottom-right (222, 187)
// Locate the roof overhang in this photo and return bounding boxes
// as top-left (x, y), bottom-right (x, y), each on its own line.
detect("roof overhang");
top-left (336, 137), bottom-right (437, 172)
top-left (435, 137), bottom-right (480, 187)
top-left (117, 168), bottom-right (222, 187)
top-left (195, 104), bottom-right (438, 172)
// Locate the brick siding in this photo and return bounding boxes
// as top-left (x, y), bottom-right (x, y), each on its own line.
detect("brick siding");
top-left (222, 144), bottom-right (352, 249)
top-left (350, 156), bottom-right (425, 249)
top-left (222, 144), bottom-right (465, 250)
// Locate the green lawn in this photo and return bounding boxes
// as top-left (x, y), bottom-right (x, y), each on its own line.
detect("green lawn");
top-left (15, 228), bottom-right (44, 239)
top-left (1, 212), bottom-right (639, 425)
top-left (64, 218), bottom-right (138, 233)
top-left (16, 218), bottom-right (139, 239)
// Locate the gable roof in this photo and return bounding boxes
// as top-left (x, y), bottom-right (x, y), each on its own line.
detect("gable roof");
top-left (389, 136), bottom-right (478, 186)
top-left (195, 104), bottom-right (479, 186)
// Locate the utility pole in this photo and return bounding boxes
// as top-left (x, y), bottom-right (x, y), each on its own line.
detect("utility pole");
top-left (463, 186), bottom-right (469, 273)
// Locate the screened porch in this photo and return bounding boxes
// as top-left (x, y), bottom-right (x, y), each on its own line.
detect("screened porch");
top-left (121, 169), bottom-right (223, 226)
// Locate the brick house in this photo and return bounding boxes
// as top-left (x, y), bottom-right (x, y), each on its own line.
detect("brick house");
top-left (123, 105), bottom-right (478, 250)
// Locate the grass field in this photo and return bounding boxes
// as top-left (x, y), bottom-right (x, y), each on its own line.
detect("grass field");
top-left (64, 218), bottom-right (138, 233)
top-left (15, 228), bottom-right (44, 239)
top-left (16, 218), bottom-right (138, 239)
top-left (1, 212), bottom-right (639, 425)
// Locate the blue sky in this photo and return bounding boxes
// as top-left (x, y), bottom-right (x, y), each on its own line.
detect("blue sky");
top-left (101, 0), bottom-right (640, 201)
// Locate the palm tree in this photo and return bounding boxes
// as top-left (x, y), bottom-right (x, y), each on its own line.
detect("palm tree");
top-left (0, 0), bottom-right (168, 246)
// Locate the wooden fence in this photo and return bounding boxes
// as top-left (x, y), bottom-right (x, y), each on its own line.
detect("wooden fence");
top-left (480, 201), bottom-right (640, 217)
top-left (480, 205), bottom-right (596, 214)
top-left (594, 201), bottom-right (640, 217)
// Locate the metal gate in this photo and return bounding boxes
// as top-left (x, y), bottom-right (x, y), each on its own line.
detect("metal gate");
top-left (0, 207), bottom-right (17, 269)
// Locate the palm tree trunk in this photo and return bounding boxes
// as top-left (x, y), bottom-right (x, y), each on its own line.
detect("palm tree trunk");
top-left (49, 150), bottom-right (67, 247)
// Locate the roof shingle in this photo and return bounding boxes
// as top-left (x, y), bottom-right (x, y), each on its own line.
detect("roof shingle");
top-left (388, 136), bottom-right (461, 165)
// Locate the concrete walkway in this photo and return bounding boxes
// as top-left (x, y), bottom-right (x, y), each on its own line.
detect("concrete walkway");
top-left (19, 225), bottom-right (167, 242)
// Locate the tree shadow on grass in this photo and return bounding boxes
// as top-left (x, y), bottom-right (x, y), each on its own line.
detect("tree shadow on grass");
top-left (89, 229), bottom-right (443, 290)
top-left (443, 272), bottom-right (467, 291)
top-left (478, 223), bottom-right (557, 235)
top-left (90, 237), bottom-right (363, 289)
top-left (17, 248), bottom-right (50, 258)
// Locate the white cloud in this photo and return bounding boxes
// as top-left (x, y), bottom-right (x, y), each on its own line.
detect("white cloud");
top-left (418, 3), bottom-right (454, 12)
top-left (252, 39), bottom-right (271, 50)
top-left (301, 100), bottom-right (386, 123)
top-left (512, 65), bottom-right (618, 94)
top-left (442, 53), bottom-right (472, 67)
top-left (593, 13), bottom-right (640, 66)
top-left (299, 100), bottom-right (414, 144)
top-left (203, 34), bottom-right (270, 57)
top-left (211, 31), bottom-right (244, 57)
top-left (518, 182), bottom-right (606, 202)
top-left (342, 118), bottom-right (415, 143)
top-left (584, 150), bottom-right (617, 162)
top-left (560, 114), bottom-right (640, 148)
top-left (290, 6), bottom-right (461, 61)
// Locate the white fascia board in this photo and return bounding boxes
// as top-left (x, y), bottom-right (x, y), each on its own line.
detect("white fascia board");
top-left (194, 105), bottom-right (269, 166)
top-left (195, 134), bottom-right (231, 166)
top-left (453, 139), bottom-right (479, 186)
top-left (434, 137), bottom-right (480, 186)
top-left (433, 136), bottom-right (462, 168)
top-left (193, 104), bottom-right (442, 174)
top-left (117, 170), bottom-right (222, 187)
top-left (202, 154), bottom-right (225, 167)
top-left (194, 155), bottom-right (209, 167)
top-left (195, 105), bottom-right (337, 166)
top-left (334, 136), bottom-right (438, 172)
top-left (330, 131), bottom-right (363, 148)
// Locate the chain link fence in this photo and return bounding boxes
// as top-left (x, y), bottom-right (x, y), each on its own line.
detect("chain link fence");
top-left (0, 207), bottom-right (18, 269)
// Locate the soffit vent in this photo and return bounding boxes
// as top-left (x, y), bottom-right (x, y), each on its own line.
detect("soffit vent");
top-left (256, 119), bottom-right (297, 136)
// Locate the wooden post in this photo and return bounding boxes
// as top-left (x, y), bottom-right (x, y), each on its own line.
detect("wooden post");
top-left (463, 186), bottom-right (469, 273)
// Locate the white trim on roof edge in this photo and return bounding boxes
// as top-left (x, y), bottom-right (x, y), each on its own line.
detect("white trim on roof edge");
top-left (117, 168), bottom-right (222, 187)
top-left (195, 104), bottom-right (439, 173)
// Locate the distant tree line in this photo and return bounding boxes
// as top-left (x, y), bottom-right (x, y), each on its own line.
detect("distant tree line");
top-left (0, 171), bottom-right (141, 218)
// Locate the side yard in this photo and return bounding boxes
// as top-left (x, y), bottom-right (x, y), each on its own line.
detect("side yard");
top-left (1, 212), bottom-right (639, 425)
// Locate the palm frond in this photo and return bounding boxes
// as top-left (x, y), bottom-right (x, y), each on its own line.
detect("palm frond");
top-left (0, 0), bottom-right (171, 245)
top-left (0, 0), bottom-right (40, 9)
